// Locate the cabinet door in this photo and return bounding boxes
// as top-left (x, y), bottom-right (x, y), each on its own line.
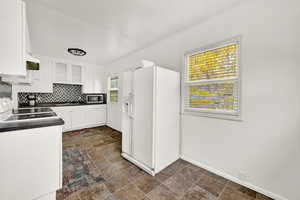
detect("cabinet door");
top-left (0, 0), bottom-right (25, 76)
top-left (71, 108), bottom-right (86, 129)
top-left (83, 66), bottom-right (104, 93)
top-left (52, 108), bottom-right (72, 131)
top-left (94, 78), bottom-right (102, 93)
top-left (82, 66), bottom-right (94, 93)
top-left (38, 57), bottom-right (53, 92)
top-left (54, 62), bottom-right (68, 83)
top-left (71, 65), bottom-right (82, 84)
top-left (94, 107), bottom-right (106, 124)
top-left (19, 56), bottom-right (53, 93)
top-left (84, 106), bottom-right (106, 125)
top-left (61, 110), bottom-right (72, 131)
top-left (94, 67), bottom-right (104, 93)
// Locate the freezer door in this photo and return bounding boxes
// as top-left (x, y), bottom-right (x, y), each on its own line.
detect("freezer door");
top-left (121, 101), bottom-right (132, 155)
top-left (122, 70), bottom-right (133, 99)
top-left (121, 71), bottom-right (133, 155)
top-left (132, 67), bottom-right (154, 168)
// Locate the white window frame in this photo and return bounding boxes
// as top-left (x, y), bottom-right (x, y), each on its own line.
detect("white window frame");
top-left (182, 36), bottom-right (242, 121)
top-left (108, 76), bottom-right (119, 103)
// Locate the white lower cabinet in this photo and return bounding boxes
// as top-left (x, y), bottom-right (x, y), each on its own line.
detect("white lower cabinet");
top-left (72, 107), bottom-right (86, 129)
top-left (86, 106), bottom-right (106, 125)
top-left (59, 110), bottom-right (72, 131)
top-left (52, 105), bottom-right (106, 132)
top-left (0, 126), bottom-right (62, 200)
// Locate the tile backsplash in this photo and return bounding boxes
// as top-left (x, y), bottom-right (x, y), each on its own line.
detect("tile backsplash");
top-left (18, 84), bottom-right (84, 104)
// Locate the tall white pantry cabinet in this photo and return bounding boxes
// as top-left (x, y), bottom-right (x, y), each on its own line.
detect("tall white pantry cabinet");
top-left (121, 65), bottom-right (180, 175)
top-left (0, 0), bottom-right (26, 76)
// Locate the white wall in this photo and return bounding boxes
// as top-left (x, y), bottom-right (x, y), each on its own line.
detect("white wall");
top-left (107, 101), bottom-right (122, 132)
top-left (103, 0), bottom-right (300, 199)
top-left (104, 72), bottom-right (122, 132)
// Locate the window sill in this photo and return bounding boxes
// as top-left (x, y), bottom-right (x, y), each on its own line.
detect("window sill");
top-left (181, 110), bottom-right (243, 122)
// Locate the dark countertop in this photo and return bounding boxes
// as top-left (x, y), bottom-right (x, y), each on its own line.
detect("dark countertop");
top-left (19, 102), bottom-right (106, 108)
top-left (0, 118), bottom-right (64, 133)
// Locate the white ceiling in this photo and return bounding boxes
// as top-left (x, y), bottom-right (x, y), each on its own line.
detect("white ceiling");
top-left (25, 0), bottom-right (243, 65)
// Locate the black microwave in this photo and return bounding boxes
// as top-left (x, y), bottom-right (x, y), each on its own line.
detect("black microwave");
top-left (86, 94), bottom-right (106, 104)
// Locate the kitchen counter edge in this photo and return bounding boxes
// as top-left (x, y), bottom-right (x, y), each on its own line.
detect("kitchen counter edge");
top-left (19, 103), bottom-right (107, 108)
top-left (0, 118), bottom-right (65, 133)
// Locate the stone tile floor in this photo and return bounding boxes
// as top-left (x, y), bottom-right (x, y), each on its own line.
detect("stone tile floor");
top-left (57, 126), bottom-right (273, 200)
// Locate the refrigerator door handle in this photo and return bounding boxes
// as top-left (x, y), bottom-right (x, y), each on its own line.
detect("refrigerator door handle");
top-left (122, 101), bottom-right (129, 113)
top-left (129, 102), bottom-right (134, 119)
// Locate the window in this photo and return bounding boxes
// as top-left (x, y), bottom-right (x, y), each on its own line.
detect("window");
top-left (183, 37), bottom-right (241, 118)
top-left (108, 76), bottom-right (119, 103)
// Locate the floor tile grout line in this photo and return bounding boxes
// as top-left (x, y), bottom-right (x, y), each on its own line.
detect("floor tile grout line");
top-left (108, 172), bottom-right (153, 199)
top-left (144, 182), bottom-right (164, 199)
top-left (217, 180), bottom-right (229, 200)
top-left (158, 162), bottom-right (207, 198)
top-left (75, 192), bottom-right (82, 200)
top-left (86, 151), bottom-right (100, 170)
top-left (104, 166), bottom-right (142, 194)
top-left (132, 179), bottom-right (155, 199)
top-left (120, 167), bottom-right (167, 198)
top-left (165, 170), bottom-right (215, 200)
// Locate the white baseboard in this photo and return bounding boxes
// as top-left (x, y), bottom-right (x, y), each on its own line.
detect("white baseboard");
top-left (63, 123), bottom-right (106, 132)
top-left (106, 124), bottom-right (122, 132)
top-left (33, 191), bottom-right (56, 200)
top-left (180, 155), bottom-right (287, 200)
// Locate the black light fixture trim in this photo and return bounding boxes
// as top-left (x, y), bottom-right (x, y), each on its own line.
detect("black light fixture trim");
top-left (67, 48), bottom-right (86, 56)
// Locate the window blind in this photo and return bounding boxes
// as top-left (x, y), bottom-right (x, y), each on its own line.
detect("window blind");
top-left (183, 38), bottom-right (241, 116)
top-left (188, 44), bottom-right (238, 81)
top-left (110, 90), bottom-right (118, 103)
top-left (110, 77), bottom-right (119, 89)
top-left (188, 82), bottom-right (239, 111)
top-left (108, 76), bottom-right (119, 103)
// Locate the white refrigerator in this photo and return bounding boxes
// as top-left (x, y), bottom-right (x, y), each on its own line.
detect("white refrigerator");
top-left (121, 63), bottom-right (180, 175)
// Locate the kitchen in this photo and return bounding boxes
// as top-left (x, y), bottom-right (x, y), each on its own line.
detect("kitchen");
top-left (0, 0), bottom-right (299, 200)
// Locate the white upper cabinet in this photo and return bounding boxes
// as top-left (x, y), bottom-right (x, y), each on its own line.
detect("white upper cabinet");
top-left (83, 66), bottom-right (94, 93)
top-left (0, 0), bottom-right (26, 76)
top-left (82, 66), bottom-right (104, 93)
top-left (18, 56), bottom-right (53, 93)
top-left (16, 57), bottom-right (102, 93)
top-left (53, 60), bottom-right (83, 85)
top-left (94, 67), bottom-right (104, 93)
top-left (54, 62), bottom-right (68, 83)
top-left (71, 64), bottom-right (82, 84)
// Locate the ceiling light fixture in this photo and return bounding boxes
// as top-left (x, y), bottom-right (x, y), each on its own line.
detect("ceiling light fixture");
top-left (67, 48), bottom-right (87, 56)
